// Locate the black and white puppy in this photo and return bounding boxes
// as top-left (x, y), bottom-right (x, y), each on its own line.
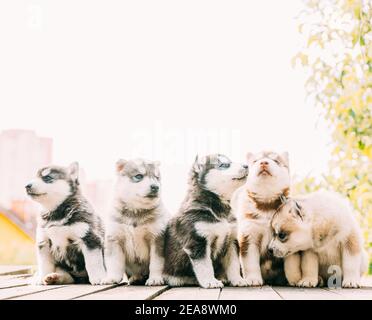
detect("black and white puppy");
top-left (163, 154), bottom-right (249, 289)
top-left (26, 162), bottom-right (106, 285)
top-left (103, 159), bottom-right (169, 286)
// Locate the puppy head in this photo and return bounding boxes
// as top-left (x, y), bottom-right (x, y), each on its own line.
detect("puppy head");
top-left (115, 158), bottom-right (161, 209)
top-left (192, 154), bottom-right (248, 201)
top-left (245, 151), bottom-right (290, 199)
top-left (268, 200), bottom-right (311, 258)
top-left (25, 162), bottom-right (80, 211)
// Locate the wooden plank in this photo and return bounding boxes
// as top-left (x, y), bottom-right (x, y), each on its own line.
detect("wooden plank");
top-left (76, 285), bottom-right (169, 300)
top-left (0, 285), bottom-right (65, 300)
top-left (362, 277), bottom-right (372, 288)
top-left (12, 284), bottom-right (119, 300)
top-left (154, 287), bottom-right (220, 300)
top-left (0, 266), bottom-right (32, 276)
top-left (272, 286), bottom-right (345, 300)
top-left (324, 288), bottom-right (372, 300)
top-left (0, 275), bottom-right (32, 289)
top-left (219, 286), bottom-right (282, 300)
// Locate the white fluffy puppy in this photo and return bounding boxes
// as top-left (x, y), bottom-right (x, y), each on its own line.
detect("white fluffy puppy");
top-left (103, 158), bottom-right (169, 286)
top-left (269, 190), bottom-right (368, 288)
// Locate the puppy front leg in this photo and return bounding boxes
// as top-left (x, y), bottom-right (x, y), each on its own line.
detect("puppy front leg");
top-left (284, 253), bottom-right (302, 286)
top-left (33, 240), bottom-right (55, 285)
top-left (146, 241), bottom-right (165, 286)
top-left (102, 238), bottom-right (128, 284)
top-left (185, 239), bottom-right (223, 289)
top-left (297, 250), bottom-right (319, 287)
top-left (240, 243), bottom-right (263, 286)
top-left (342, 244), bottom-right (362, 288)
top-left (224, 241), bottom-right (248, 287)
top-left (82, 244), bottom-right (106, 285)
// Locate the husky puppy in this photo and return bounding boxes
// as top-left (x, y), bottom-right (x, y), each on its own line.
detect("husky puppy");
top-left (269, 190), bottom-right (368, 288)
top-left (163, 154), bottom-right (249, 289)
top-left (103, 158), bottom-right (169, 286)
top-left (231, 151), bottom-right (290, 286)
top-left (26, 162), bottom-right (106, 285)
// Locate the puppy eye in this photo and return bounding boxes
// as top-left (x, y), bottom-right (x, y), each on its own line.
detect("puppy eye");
top-left (278, 232), bottom-right (287, 241)
top-left (219, 163), bottom-right (230, 169)
top-left (132, 174), bottom-right (144, 182)
top-left (274, 159), bottom-right (280, 165)
top-left (43, 175), bottom-right (54, 183)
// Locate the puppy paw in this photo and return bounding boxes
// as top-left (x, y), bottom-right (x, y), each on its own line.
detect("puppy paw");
top-left (199, 278), bottom-right (224, 289)
top-left (286, 274), bottom-right (302, 287)
top-left (245, 275), bottom-right (263, 286)
top-left (297, 277), bottom-right (318, 288)
top-left (145, 276), bottom-right (165, 286)
top-left (100, 276), bottom-right (126, 285)
top-left (229, 277), bottom-right (249, 287)
top-left (218, 277), bottom-right (229, 285)
top-left (89, 276), bottom-right (104, 286)
top-left (43, 273), bottom-right (60, 285)
top-left (342, 278), bottom-right (361, 288)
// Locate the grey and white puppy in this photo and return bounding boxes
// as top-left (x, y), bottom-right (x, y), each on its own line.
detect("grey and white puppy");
top-left (163, 154), bottom-right (249, 289)
top-left (102, 158), bottom-right (169, 286)
top-left (26, 162), bottom-right (106, 285)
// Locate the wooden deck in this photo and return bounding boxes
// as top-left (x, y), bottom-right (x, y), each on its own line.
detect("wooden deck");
top-left (1, 266), bottom-right (372, 300)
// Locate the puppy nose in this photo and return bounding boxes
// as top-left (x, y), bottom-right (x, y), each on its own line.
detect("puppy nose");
top-left (260, 161), bottom-right (269, 166)
top-left (150, 185), bottom-right (159, 192)
top-left (25, 183), bottom-right (32, 190)
top-left (267, 247), bottom-right (274, 256)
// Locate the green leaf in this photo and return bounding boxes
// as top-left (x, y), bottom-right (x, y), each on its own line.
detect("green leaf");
top-left (348, 108), bottom-right (356, 119)
top-left (360, 36), bottom-right (365, 46)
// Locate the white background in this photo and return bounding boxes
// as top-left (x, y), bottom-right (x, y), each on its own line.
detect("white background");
top-left (0, 1), bottom-right (332, 212)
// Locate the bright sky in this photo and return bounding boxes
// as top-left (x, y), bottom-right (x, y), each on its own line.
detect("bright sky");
top-left (0, 1), bottom-right (332, 212)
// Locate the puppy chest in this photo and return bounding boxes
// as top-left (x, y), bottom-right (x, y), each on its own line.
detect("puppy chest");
top-left (195, 220), bottom-right (234, 256)
top-left (121, 225), bottom-right (153, 262)
top-left (45, 223), bottom-right (88, 259)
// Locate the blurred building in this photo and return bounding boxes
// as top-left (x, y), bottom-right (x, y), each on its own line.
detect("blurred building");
top-left (84, 179), bottom-right (113, 216)
top-left (0, 129), bottom-right (52, 233)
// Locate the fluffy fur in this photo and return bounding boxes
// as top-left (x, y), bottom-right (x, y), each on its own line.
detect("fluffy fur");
top-left (26, 162), bottom-right (105, 285)
top-left (163, 154), bottom-right (249, 288)
top-left (231, 151), bottom-right (290, 286)
top-left (269, 190), bottom-right (368, 288)
top-left (102, 158), bottom-right (169, 286)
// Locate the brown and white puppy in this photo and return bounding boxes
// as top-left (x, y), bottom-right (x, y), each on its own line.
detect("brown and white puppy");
top-left (269, 190), bottom-right (368, 288)
top-left (231, 151), bottom-right (290, 286)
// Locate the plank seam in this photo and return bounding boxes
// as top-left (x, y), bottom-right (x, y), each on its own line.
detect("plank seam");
top-left (145, 286), bottom-right (171, 300)
top-left (70, 284), bottom-right (123, 300)
top-left (217, 288), bottom-right (222, 300)
top-left (3, 286), bottom-right (67, 300)
top-left (270, 286), bottom-right (285, 300)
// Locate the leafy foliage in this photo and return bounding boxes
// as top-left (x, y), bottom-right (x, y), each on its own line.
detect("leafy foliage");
top-left (293, 0), bottom-right (372, 257)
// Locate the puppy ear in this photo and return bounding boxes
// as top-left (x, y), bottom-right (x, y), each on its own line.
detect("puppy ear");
top-left (193, 155), bottom-right (202, 173)
top-left (69, 162), bottom-right (79, 182)
top-left (280, 152), bottom-right (289, 168)
top-left (246, 152), bottom-right (254, 163)
top-left (154, 161), bottom-right (161, 167)
top-left (116, 159), bottom-right (127, 173)
top-left (293, 201), bottom-right (303, 220)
